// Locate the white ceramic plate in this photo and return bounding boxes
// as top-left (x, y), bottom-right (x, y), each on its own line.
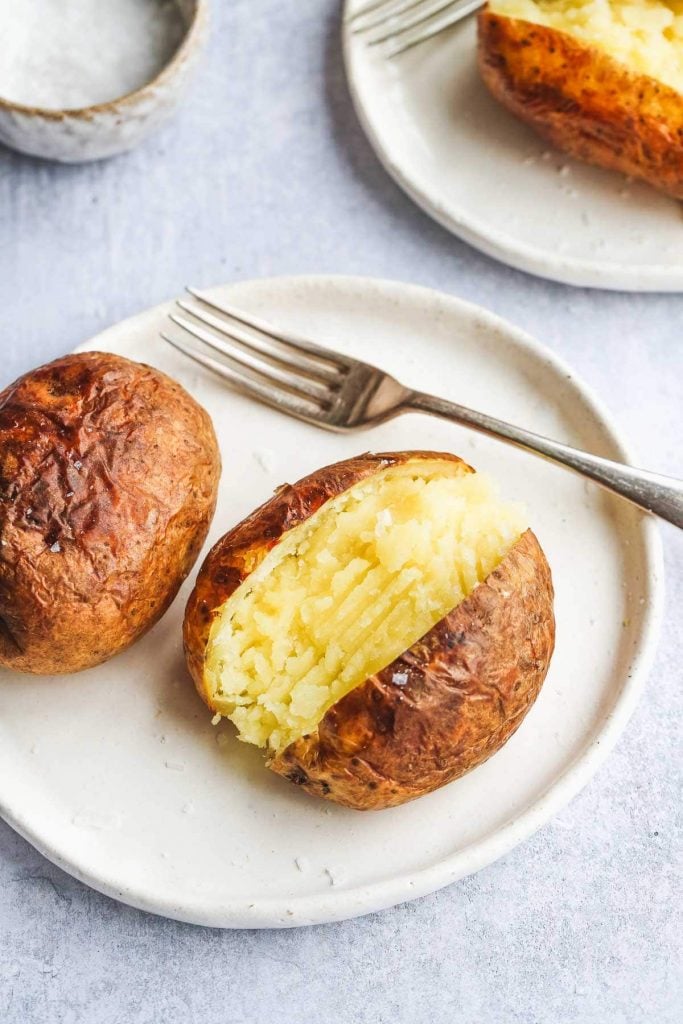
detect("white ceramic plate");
top-left (0, 276), bottom-right (663, 928)
top-left (343, 5), bottom-right (683, 291)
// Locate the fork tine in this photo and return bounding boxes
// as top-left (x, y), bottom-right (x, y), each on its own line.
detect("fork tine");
top-left (186, 288), bottom-right (350, 372)
top-left (346, 0), bottom-right (401, 22)
top-left (177, 299), bottom-right (341, 386)
top-left (351, 0), bottom-right (425, 33)
top-left (161, 334), bottom-right (327, 423)
top-left (366, 0), bottom-right (461, 43)
top-left (168, 314), bottom-right (332, 404)
top-left (384, 0), bottom-right (482, 53)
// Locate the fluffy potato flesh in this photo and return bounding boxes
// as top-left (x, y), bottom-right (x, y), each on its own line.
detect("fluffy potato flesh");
top-left (489, 0), bottom-right (683, 91)
top-left (205, 461), bottom-right (526, 754)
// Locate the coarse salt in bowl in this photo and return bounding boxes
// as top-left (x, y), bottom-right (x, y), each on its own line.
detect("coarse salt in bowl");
top-left (0, 0), bottom-right (207, 163)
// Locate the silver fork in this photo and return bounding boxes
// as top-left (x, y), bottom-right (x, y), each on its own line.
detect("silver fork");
top-left (162, 290), bottom-right (683, 530)
top-left (348, 0), bottom-right (485, 57)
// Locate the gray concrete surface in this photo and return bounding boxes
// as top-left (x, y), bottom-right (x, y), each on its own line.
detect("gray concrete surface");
top-left (0, 4), bottom-right (680, 1022)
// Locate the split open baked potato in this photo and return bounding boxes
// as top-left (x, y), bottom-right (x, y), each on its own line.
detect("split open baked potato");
top-left (0, 351), bottom-right (220, 675)
top-left (478, 0), bottom-right (683, 199)
top-left (184, 451), bottom-right (555, 810)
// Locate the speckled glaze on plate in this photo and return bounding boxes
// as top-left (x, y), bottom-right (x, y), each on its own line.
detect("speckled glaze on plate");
top-left (343, 3), bottom-right (683, 291)
top-left (0, 276), bottom-right (663, 928)
top-left (0, 0), bottom-right (207, 163)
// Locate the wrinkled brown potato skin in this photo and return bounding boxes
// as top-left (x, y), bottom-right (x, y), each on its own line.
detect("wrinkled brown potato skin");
top-left (185, 452), bottom-right (555, 811)
top-left (478, 10), bottom-right (683, 199)
top-left (273, 529), bottom-right (554, 809)
top-left (0, 351), bottom-right (220, 675)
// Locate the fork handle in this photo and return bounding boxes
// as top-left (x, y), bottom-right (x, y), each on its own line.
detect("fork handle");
top-left (408, 391), bottom-right (683, 530)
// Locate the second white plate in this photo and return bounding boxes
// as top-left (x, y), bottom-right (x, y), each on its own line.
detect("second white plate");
top-left (343, 5), bottom-right (683, 291)
top-left (0, 276), bottom-right (663, 927)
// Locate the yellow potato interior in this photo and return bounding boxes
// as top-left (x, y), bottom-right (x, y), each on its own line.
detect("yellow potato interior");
top-left (206, 460), bottom-right (527, 753)
top-left (489, 0), bottom-right (683, 92)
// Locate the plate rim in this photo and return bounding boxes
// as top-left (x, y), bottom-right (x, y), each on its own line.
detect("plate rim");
top-left (341, 6), bottom-right (683, 293)
top-left (0, 274), bottom-right (665, 928)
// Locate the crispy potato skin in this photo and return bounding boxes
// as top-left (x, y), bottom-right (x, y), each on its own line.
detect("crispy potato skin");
top-left (272, 528), bottom-right (554, 809)
top-left (0, 351), bottom-right (220, 675)
top-left (478, 9), bottom-right (683, 199)
top-left (185, 452), bottom-right (555, 811)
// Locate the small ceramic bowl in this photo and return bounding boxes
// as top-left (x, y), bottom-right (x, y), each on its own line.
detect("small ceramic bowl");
top-left (0, 0), bottom-right (207, 163)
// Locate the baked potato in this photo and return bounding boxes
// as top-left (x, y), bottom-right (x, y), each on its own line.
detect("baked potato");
top-left (0, 351), bottom-right (220, 675)
top-left (478, 1), bottom-right (683, 199)
top-left (184, 451), bottom-right (555, 811)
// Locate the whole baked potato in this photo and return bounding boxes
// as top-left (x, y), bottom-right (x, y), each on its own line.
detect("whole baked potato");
top-left (478, 0), bottom-right (683, 199)
top-left (184, 451), bottom-right (555, 811)
top-left (0, 351), bottom-right (220, 675)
